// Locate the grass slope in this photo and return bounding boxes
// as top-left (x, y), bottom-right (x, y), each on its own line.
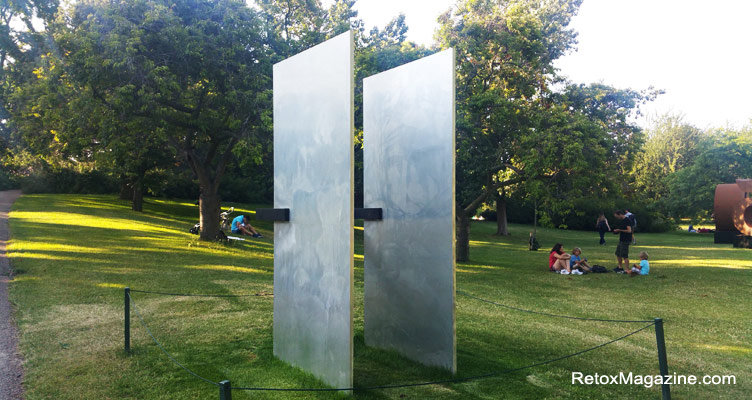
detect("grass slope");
top-left (7, 194), bottom-right (751, 399)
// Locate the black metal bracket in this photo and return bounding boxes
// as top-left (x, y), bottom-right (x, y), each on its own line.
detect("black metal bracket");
top-left (355, 208), bottom-right (383, 220)
top-left (255, 208), bottom-right (290, 222)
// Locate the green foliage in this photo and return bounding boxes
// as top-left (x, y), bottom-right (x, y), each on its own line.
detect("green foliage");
top-left (438, 0), bottom-right (582, 210)
top-left (436, 1), bottom-right (658, 259)
top-left (664, 126), bottom-right (752, 219)
top-left (521, 83), bottom-right (658, 228)
top-left (259, 0), bottom-right (357, 59)
top-left (632, 114), bottom-right (703, 212)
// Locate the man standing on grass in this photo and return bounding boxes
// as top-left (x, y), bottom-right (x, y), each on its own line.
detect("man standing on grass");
top-left (625, 208), bottom-right (637, 244)
top-left (613, 210), bottom-right (633, 271)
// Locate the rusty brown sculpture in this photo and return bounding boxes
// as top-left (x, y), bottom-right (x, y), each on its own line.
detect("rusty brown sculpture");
top-left (714, 179), bottom-right (752, 245)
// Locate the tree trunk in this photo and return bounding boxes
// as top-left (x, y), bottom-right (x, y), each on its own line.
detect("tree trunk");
top-left (199, 191), bottom-right (222, 241)
top-left (132, 179), bottom-right (144, 212)
top-left (495, 192), bottom-right (509, 236)
top-left (533, 198), bottom-right (538, 235)
top-left (131, 181), bottom-right (144, 211)
top-left (119, 179), bottom-right (132, 200)
top-left (456, 211), bottom-right (471, 262)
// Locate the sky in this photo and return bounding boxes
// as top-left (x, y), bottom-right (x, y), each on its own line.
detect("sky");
top-left (340, 0), bottom-right (752, 129)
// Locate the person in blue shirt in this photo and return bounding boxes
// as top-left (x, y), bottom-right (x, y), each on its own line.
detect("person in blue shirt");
top-left (627, 251), bottom-right (650, 276)
top-left (569, 247), bottom-right (592, 273)
top-left (231, 215), bottom-right (262, 238)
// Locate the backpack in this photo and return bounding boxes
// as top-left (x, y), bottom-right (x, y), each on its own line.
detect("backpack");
top-left (591, 265), bottom-right (608, 273)
top-left (529, 233), bottom-right (540, 251)
top-left (627, 214), bottom-right (637, 229)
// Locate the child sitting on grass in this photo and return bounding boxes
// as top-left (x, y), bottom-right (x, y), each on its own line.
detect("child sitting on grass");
top-left (569, 247), bottom-right (592, 273)
top-left (627, 251), bottom-right (650, 276)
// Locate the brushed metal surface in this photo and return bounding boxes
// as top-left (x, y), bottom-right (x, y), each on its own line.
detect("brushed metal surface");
top-left (363, 49), bottom-right (456, 372)
top-left (272, 31), bottom-right (354, 389)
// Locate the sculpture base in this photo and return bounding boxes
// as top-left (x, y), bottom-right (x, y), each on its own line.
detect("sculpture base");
top-left (715, 230), bottom-right (739, 244)
top-left (733, 235), bottom-right (752, 249)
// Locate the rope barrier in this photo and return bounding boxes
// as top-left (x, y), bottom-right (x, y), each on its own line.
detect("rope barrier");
top-left (125, 289), bottom-right (656, 393)
top-left (457, 290), bottom-right (655, 323)
top-left (129, 289), bottom-right (272, 298)
top-left (128, 292), bottom-right (220, 386)
top-left (229, 322), bottom-right (656, 392)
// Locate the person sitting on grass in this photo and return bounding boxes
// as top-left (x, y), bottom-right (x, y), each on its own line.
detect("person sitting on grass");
top-left (231, 215), bottom-right (262, 238)
top-left (569, 247), bottom-right (592, 273)
top-left (627, 251), bottom-right (650, 276)
top-left (549, 243), bottom-right (579, 275)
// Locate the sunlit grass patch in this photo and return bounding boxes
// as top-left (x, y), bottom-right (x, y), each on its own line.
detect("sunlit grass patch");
top-left (181, 264), bottom-right (272, 275)
top-left (651, 259), bottom-right (752, 269)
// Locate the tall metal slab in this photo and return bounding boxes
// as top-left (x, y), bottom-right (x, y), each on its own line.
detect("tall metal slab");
top-left (273, 32), bottom-right (354, 389)
top-left (363, 49), bottom-right (456, 372)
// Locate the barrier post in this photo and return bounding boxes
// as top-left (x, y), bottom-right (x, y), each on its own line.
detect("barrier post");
top-left (124, 287), bottom-right (131, 353)
top-left (654, 318), bottom-right (671, 400)
top-left (219, 380), bottom-right (232, 400)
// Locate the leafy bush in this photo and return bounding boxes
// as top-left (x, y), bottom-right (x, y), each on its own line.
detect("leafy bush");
top-left (18, 169), bottom-right (117, 194)
top-left (0, 169), bottom-right (19, 190)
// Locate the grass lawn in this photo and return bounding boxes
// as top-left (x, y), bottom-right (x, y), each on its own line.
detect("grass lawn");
top-left (7, 194), bottom-right (751, 399)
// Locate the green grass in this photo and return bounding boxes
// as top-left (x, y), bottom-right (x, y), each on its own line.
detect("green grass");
top-left (7, 194), bottom-right (751, 399)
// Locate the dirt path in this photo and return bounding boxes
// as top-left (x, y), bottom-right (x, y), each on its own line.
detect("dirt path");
top-left (0, 190), bottom-right (23, 400)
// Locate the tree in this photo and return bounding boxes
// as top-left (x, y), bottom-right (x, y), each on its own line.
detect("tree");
top-left (527, 83), bottom-right (656, 229)
top-left (632, 113), bottom-right (703, 213)
top-left (258, 0), bottom-right (358, 59)
top-left (437, 0), bottom-right (659, 260)
top-left (1, 0), bottom-right (59, 154)
top-left (57, 0), bottom-right (272, 239)
top-left (437, 0), bottom-right (583, 261)
top-left (665, 126), bottom-right (752, 220)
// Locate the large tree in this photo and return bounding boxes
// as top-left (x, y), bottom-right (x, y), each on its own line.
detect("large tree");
top-left (57, 0), bottom-right (272, 239)
top-left (520, 83), bottom-right (654, 230)
top-left (437, 0), bottom-right (582, 261)
top-left (1, 0), bottom-right (59, 151)
top-left (632, 113), bottom-right (703, 214)
top-left (437, 0), bottom-right (656, 260)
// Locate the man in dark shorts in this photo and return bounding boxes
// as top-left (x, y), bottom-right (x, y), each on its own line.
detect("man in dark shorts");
top-left (613, 210), bottom-right (633, 270)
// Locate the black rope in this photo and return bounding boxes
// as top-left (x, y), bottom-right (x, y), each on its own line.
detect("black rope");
top-left (126, 288), bottom-right (656, 392)
top-left (457, 290), bottom-right (654, 323)
top-left (129, 289), bottom-right (272, 298)
top-left (128, 292), bottom-right (220, 386)
top-left (229, 322), bottom-right (656, 392)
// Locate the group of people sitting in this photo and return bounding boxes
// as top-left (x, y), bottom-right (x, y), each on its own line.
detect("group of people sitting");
top-left (548, 243), bottom-right (650, 276)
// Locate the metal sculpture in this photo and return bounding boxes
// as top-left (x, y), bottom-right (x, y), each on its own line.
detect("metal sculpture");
top-left (714, 179), bottom-right (752, 245)
top-left (362, 49), bottom-right (457, 372)
top-left (271, 31), bottom-right (354, 389)
top-left (266, 31), bottom-right (456, 389)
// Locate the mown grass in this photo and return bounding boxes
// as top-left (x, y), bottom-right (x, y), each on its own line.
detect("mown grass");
top-left (7, 194), bottom-right (751, 399)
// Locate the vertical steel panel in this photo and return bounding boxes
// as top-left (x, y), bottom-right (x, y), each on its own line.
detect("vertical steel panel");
top-left (363, 49), bottom-right (456, 372)
top-left (272, 32), bottom-right (354, 389)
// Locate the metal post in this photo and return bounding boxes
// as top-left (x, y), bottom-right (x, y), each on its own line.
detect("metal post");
top-left (654, 318), bottom-right (671, 400)
top-left (124, 287), bottom-right (130, 353)
top-left (219, 380), bottom-right (232, 400)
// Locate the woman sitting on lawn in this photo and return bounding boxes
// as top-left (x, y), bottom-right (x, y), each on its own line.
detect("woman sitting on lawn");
top-left (549, 243), bottom-right (573, 275)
